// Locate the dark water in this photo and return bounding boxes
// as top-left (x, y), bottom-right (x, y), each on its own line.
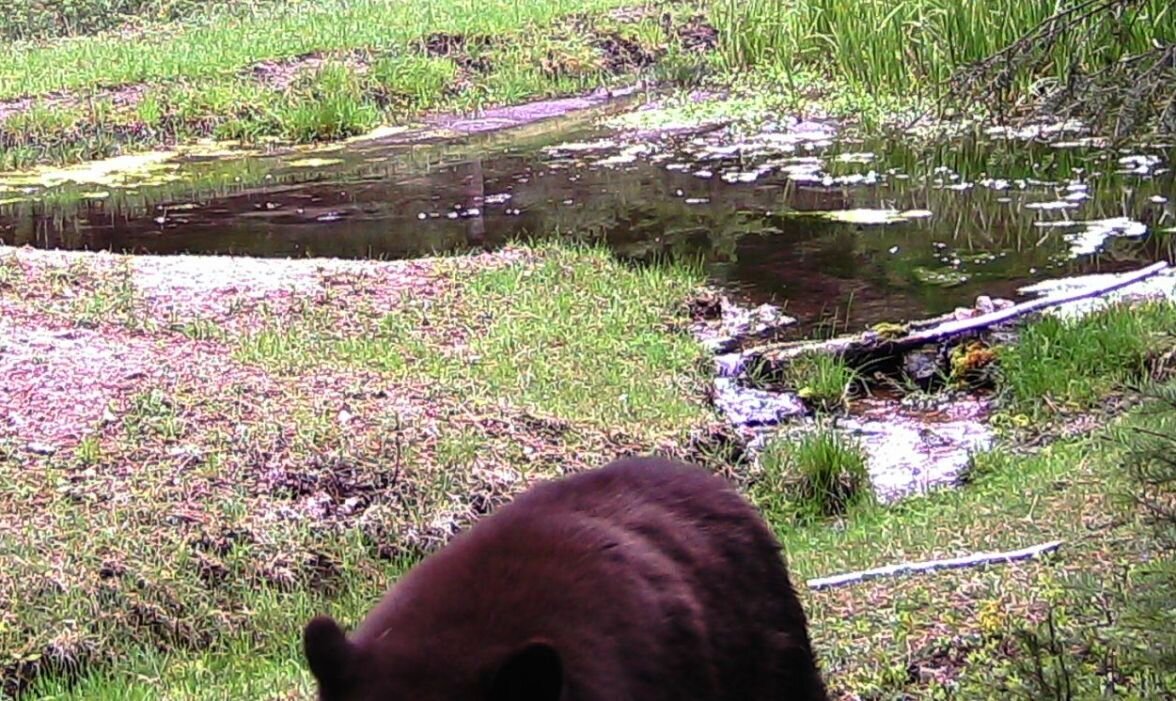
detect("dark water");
top-left (1, 106), bottom-right (1172, 332)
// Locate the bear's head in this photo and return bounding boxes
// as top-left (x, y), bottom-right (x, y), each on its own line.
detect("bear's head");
top-left (303, 615), bottom-right (565, 701)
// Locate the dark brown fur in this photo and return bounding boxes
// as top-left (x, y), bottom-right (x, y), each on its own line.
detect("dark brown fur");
top-left (303, 456), bottom-right (829, 701)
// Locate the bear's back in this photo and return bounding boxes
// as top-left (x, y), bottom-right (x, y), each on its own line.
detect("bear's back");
top-left (498, 456), bottom-right (825, 700)
top-left (338, 456), bottom-right (829, 701)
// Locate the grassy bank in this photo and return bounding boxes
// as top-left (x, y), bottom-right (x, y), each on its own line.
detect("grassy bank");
top-left (0, 0), bottom-right (715, 169)
top-left (4, 240), bottom-right (1175, 698)
top-left (1, 2), bottom-right (303, 43)
top-left (3, 0), bottom-right (1171, 170)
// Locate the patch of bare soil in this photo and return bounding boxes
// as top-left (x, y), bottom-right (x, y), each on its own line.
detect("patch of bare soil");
top-left (0, 321), bottom-right (222, 447)
top-left (675, 14), bottom-right (719, 53)
top-left (0, 83), bottom-right (147, 125)
top-left (0, 244), bottom-right (534, 450)
top-left (414, 32), bottom-right (495, 73)
top-left (246, 50), bottom-right (375, 90)
top-left (594, 31), bottom-right (661, 73)
top-left (0, 8), bottom-right (720, 138)
top-left (5, 244), bottom-right (530, 329)
top-left (246, 52), bottom-right (331, 89)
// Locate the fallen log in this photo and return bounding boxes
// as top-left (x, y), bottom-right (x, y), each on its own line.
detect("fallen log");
top-left (749, 261), bottom-right (1172, 368)
top-left (881, 260), bottom-right (1170, 348)
top-left (806, 539), bottom-right (1064, 591)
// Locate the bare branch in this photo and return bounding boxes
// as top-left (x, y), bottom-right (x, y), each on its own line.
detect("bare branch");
top-left (807, 540), bottom-right (1064, 590)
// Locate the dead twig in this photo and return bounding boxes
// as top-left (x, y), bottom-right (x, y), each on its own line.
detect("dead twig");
top-left (807, 540), bottom-right (1064, 590)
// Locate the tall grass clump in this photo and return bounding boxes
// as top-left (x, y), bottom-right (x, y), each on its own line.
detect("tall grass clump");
top-left (277, 63), bottom-right (380, 142)
top-left (753, 428), bottom-right (873, 521)
top-left (998, 301), bottom-right (1176, 414)
top-left (783, 352), bottom-right (858, 412)
top-left (369, 55), bottom-right (459, 110)
top-left (712, 0), bottom-right (1175, 100)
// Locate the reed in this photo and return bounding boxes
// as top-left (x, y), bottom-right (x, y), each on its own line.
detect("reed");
top-left (713, 0), bottom-right (1174, 97)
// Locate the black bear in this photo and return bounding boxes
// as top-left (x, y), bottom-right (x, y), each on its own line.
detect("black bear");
top-left (303, 455), bottom-right (829, 700)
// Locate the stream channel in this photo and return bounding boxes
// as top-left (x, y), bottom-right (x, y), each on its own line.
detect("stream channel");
top-left (2, 94), bottom-right (1173, 502)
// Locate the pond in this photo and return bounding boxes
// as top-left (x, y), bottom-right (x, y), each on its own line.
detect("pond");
top-left (2, 98), bottom-right (1172, 340)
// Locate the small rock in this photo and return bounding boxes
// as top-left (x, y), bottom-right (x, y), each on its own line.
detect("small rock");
top-left (712, 378), bottom-right (807, 427)
top-left (27, 442), bottom-right (57, 456)
top-left (167, 444), bottom-right (204, 462)
top-left (714, 353), bottom-right (747, 378)
top-left (903, 348), bottom-right (941, 383)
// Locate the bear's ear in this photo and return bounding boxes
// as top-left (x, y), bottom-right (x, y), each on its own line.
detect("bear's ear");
top-left (303, 615), bottom-right (355, 692)
top-left (490, 640), bottom-right (563, 701)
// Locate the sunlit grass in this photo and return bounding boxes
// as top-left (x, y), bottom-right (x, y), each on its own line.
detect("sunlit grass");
top-left (236, 242), bottom-right (712, 437)
top-left (0, 0), bottom-right (648, 99)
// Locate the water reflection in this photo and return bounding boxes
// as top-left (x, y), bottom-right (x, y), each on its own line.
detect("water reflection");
top-left (0, 113), bottom-right (1172, 331)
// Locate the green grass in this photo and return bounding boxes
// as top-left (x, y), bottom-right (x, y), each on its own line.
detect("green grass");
top-left (274, 63), bottom-right (381, 142)
top-left (753, 428), bottom-right (872, 522)
top-left (0, 0), bottom-right (709, 168)
top-left (24, 383), bottom-right (1176, 700)
top-left (368, 55), bottom-right (460, 110)
top-left (783, 352), bottom-right (858, 413)
top-left (711, 0), bottom-right (1174, 97)
top-left (0, 243), bottom-right (716, 697)
top-left (785, 389), bottom-right (1176, 697)
top-left (0, 0), bottom-right (644, 99)
top-left (236, 243), bottom-right (711, 437)
top-left (997, 300), bottom-right (1176, 415)
top-left (0, 0), bottom-right (282, 42)
top-left (4, 242), bottom-right (1176, 698)
top-left (4, 0), bottom-right (1172, 171)
top-left (452, 244), bottom-right (709, 431)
